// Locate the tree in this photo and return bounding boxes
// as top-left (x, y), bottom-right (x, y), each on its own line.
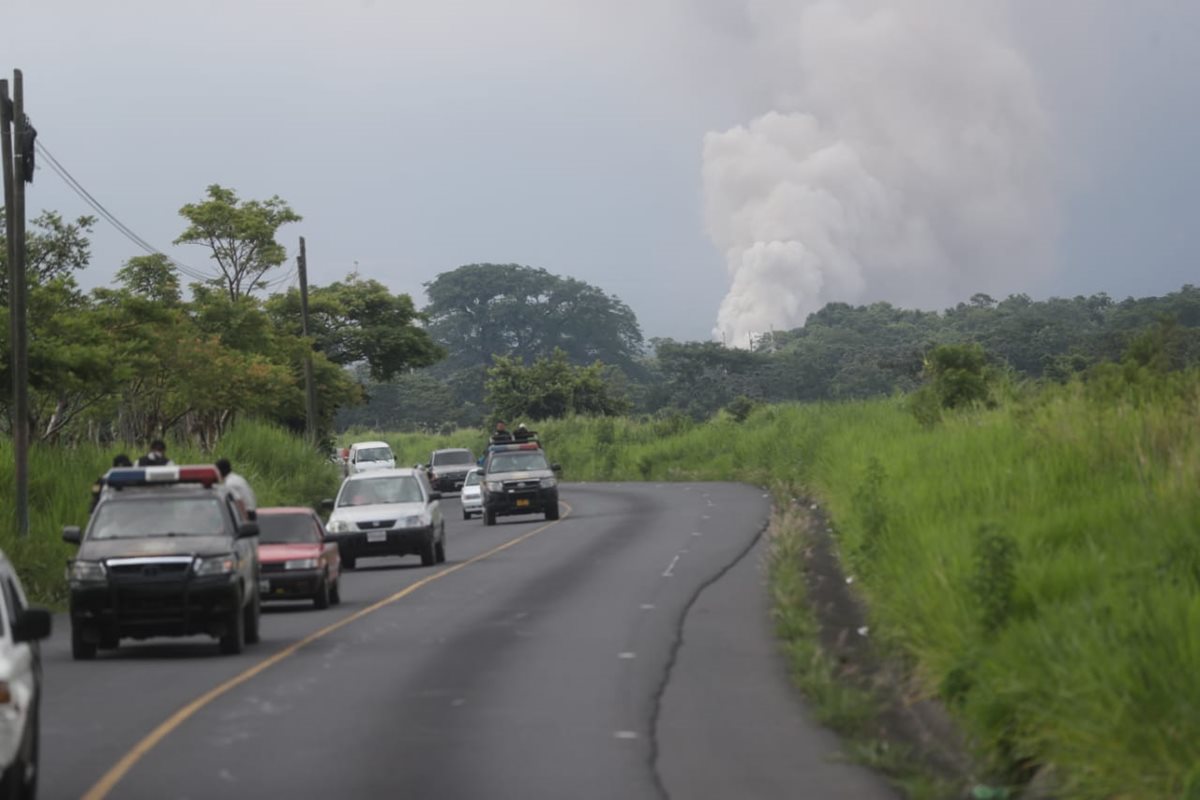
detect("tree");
top-left (115, 254), bottom-right (181, 305)
top-left (175, 185), bottom-right (301, 301)
top-left (422, 264), bottom-right (644, 405)
top-left (485, 349), bottom-right (630, 422)
top-left (267, 274), bottom-right (444, 382)
top-left (0, 209), bottom-right (96, 299)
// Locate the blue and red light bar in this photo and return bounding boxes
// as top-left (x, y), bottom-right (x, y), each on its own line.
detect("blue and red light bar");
top-left (489, 442), bottom-right (541, 452)
top-left (104, 465), bottom-right (222, 488)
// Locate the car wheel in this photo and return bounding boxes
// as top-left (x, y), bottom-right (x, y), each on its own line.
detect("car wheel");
top-left (71, 624), bottom-right (97, 661)
top-left (342, 554), bottom-right (356, 570)
top-left (435, 536), bottom-right (446, 564)
top-left (484, 509), bottom-right (496, 526)
top-left (220, 600), bottom-right (246, 655)
top-left (545, 503), bottom-right (560, 521)
top-left (330, 578), bottom-right (341, 605)
top-left (314, 575), bottom-right (331, 609)
top-left (462, 508), bottom-right (471, 521)
top-left (245, 589), bottom-right (261, 644)
top-left (420, 538), bottom-right (437, 567)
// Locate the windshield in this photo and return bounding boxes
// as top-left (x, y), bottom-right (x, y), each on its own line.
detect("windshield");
top-left (356, 447), bottom-right (393, 463)
top-left (338, 475), bottom-right (424, 507)
top-left (257, 513), bottom-right (321, 544)
top-left (488, 452), bottom-right (550, 473)
top-left (464, 470), bottom-right (481, 487)
top-left (89, 497), bottom-right (227, 539)
top-left (432, 450), bottom-right (474, 466)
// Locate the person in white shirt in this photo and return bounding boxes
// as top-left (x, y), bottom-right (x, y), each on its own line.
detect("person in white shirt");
top-left (215, 458), bottom-right (258, 518)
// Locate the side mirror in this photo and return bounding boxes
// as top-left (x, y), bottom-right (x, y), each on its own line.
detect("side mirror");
top-left (429, 491), bottom-right (442, 501)
top-left (237, 521), bottom-right (260, 539)
top-left (551, 464), bottom-right (562, 472)
top-left (320, 499), bottom-right (334, 511)
top-left (12, 608), bottom-right (51, 643)
top-left (62, 525), bottom-right (82, 545)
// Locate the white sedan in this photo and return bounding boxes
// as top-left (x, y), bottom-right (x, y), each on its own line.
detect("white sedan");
top-left (460, 468), bottom-right (483, 519)
top-left (0, 550), bottom-right (52, 798)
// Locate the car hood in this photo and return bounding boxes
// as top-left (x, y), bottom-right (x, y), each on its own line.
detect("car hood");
top-left (258, 543), bottom-right (324, 563)
top-left (485, 470), bottom-right (553, 482)
top-left (329, 502), bottom-right (430, 524)
top-left (79, 535), bottom-right (235, 561)
top-left (431, 464), bottom-right (473, 474)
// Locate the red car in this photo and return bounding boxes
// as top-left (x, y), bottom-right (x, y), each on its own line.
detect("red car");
top-left (255, 507), bottom-right (342, 609)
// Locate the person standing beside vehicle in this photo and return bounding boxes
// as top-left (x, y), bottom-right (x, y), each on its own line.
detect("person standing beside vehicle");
top-left (216, 458), bottom-right (258, 518)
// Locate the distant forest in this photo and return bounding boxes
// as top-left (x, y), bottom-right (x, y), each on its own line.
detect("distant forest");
top-left (337, 278), bottom-right (1200, 431)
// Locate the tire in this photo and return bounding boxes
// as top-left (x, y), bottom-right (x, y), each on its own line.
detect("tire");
top-left (330, 578), bottom-right (341, 605)
top-left (245, 589), bottom-right (261, 644)
top-left (484, 508), bottom-right (496, 527)
top-left (545, 503), bottom-right (560, 521)
top-left (342, 554), bottom-right (356, 570)
top-left (314, 575), bottom-right (330, 609)
top-left (420, 538), bottom-right (437, 567)
top-left (435, 535), bottom-right (446, 564)
top-left (220, 599), bottom-right (246, 655)
top-left (462, 508), bottom-right (471, 521)
top-left (71, 624), bottom-right (96, 661)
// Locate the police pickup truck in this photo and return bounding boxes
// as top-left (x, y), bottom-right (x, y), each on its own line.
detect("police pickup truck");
top-left (62, 465), bottom-right (262, 659)
top-left (480, 440), bottom-right (562, 525)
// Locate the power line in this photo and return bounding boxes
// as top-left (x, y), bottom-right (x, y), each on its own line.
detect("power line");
top-left (33, 139), bottom-right (213, 282)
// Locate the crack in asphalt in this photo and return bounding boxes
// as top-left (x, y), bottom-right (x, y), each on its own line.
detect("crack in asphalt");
top-left (646, 507), bottom-right (770, 800)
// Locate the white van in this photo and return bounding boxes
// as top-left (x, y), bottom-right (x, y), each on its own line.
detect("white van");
top-left (345, 441), bottom-right (396, 476)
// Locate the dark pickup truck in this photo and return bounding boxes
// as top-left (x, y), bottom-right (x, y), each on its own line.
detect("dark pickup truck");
top-left (480, 441), bottom-right (561, 525)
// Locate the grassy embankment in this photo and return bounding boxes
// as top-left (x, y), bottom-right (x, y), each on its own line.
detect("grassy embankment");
top-left (0, 420), bottom-right (341, 606)
top-left (359, 375), bottom-right (1200, 799)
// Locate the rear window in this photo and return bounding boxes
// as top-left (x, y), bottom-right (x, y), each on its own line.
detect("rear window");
top-left (432, 450), bottom-right (474, 465)
top-left (258, 514), bottom-right (321, 544)
top-left (90, 497), bottom-right (228, 539)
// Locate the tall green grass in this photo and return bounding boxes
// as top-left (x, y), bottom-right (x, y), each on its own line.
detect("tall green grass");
top-left (369, 383), bottom-right (1200, 797)
top-left (0, 420), bottom-right (341, 606)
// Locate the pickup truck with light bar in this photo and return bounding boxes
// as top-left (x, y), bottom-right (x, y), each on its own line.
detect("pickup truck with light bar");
top-left (62, 465), bottom-right (262, 659)
top-left (480, 442), bottom-right (562, 525)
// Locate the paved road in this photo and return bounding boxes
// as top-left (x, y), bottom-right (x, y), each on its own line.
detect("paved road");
top-left (40, 483), bottom-right (894, 799)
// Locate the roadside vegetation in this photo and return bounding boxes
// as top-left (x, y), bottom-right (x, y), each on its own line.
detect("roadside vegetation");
top-left (363, 359), bottom-right (1200, 799)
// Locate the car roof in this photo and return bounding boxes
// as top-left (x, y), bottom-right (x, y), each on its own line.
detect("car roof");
top-left (342, 467), bottom-right (422, 481)
top-left (350, 441), bottom-right (391, 449)
top-left (256, 506), bottom-right (315, 515)
top-left (433, 447), bottom-right (472, 453)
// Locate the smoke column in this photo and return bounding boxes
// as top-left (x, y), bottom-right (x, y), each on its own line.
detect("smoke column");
top-left (705, 0), bottom-right (1054, 345)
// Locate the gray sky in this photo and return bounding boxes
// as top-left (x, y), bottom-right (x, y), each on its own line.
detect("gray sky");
top-left (7, 0), bottom-right (1199, 342)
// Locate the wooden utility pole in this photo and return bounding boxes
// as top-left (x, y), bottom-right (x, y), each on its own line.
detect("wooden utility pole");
top-left (297, 237), bottom-right (318, 445)
top-left (1, 70), bottom-right (30, 537)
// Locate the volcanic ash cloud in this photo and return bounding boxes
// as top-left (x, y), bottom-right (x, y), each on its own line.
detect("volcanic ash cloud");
top-left (705, 1), bottom-right (1054, 346)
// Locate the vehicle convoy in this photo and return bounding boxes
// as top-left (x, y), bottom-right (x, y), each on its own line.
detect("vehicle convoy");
top-left (425, 448), bottom-right (476, 492)
top-left (459, 468), bottom-right (483, 519)
top-left (343, 441), bottom-right (396, 476)
top-left (62, 465), bottom-right (262, 660)
top-left (481, 441), bottom-right (561, 525)
top-left (0, 551), bottom-right (52, 800)
top-left (323, 469), bottom-right (446, 569)
top-left (255, 508), bottom-right (342, 609)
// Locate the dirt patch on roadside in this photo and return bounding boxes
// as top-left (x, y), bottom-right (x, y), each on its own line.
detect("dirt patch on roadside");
top-left (782, 494), bottom-right (979, 791)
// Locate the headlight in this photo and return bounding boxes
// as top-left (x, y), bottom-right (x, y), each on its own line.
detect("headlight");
top-left (399, 515), bottom-right (427, 528)
top-left (285, 558), bottom-right (319, 570)
top-left (485, 481), bottom-right (504, 492)
top-left (540, 477), bottom-right (557, 488)
top-left (69, 560), bottom-right (107, 583)
top-left (193, 554), bottom-right (237, 576)
top-left (326, 518), bottom-right (353, 534)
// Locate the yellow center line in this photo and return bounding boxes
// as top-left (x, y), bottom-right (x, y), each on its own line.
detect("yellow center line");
top-left (82, 502), bottom-right (573, 800)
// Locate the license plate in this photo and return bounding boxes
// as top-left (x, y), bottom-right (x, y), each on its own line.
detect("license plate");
top-left (259, 579), bottom-right (270, 594)
top-left (516, 498), bottom-right (530, 507)
top-left (367, 530), bottom-right (388, 543)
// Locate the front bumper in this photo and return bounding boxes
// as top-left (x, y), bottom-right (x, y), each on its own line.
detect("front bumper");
top-left (330, 525), bottom-right (435, 559)
top-left (484, 487), bottom-right (559, 516)
top-left (430, 472), bottom-right (471, 491)
top-left (259, 567), bottom-right (323, 600)
top-left (69, 574), bottom-right (241, 642)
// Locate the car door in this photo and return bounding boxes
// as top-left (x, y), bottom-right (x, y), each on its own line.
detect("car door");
top-left (226, 496), bottom-right (258, 604)
top-left (0, 569), bottom-right (37, 760)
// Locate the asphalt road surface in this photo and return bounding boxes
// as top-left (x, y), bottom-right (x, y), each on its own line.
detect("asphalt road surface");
top-left (40, 482), bottom-right (894, 800)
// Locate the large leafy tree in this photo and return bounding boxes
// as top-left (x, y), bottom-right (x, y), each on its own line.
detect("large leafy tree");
top-left (175, 185), bottom-right (301, 301)
top-left (422, 264), bottom-right (644, 405)
top-left (0, 209), bottom-right (96, 300)
top-left (485, 348), bottom-right (630, 422)
top-left (267, 274), bottom-right (444, 382)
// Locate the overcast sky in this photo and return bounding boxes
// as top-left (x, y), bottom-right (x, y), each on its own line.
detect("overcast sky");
top-left (6, 0), bottom-right (1199, 342)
